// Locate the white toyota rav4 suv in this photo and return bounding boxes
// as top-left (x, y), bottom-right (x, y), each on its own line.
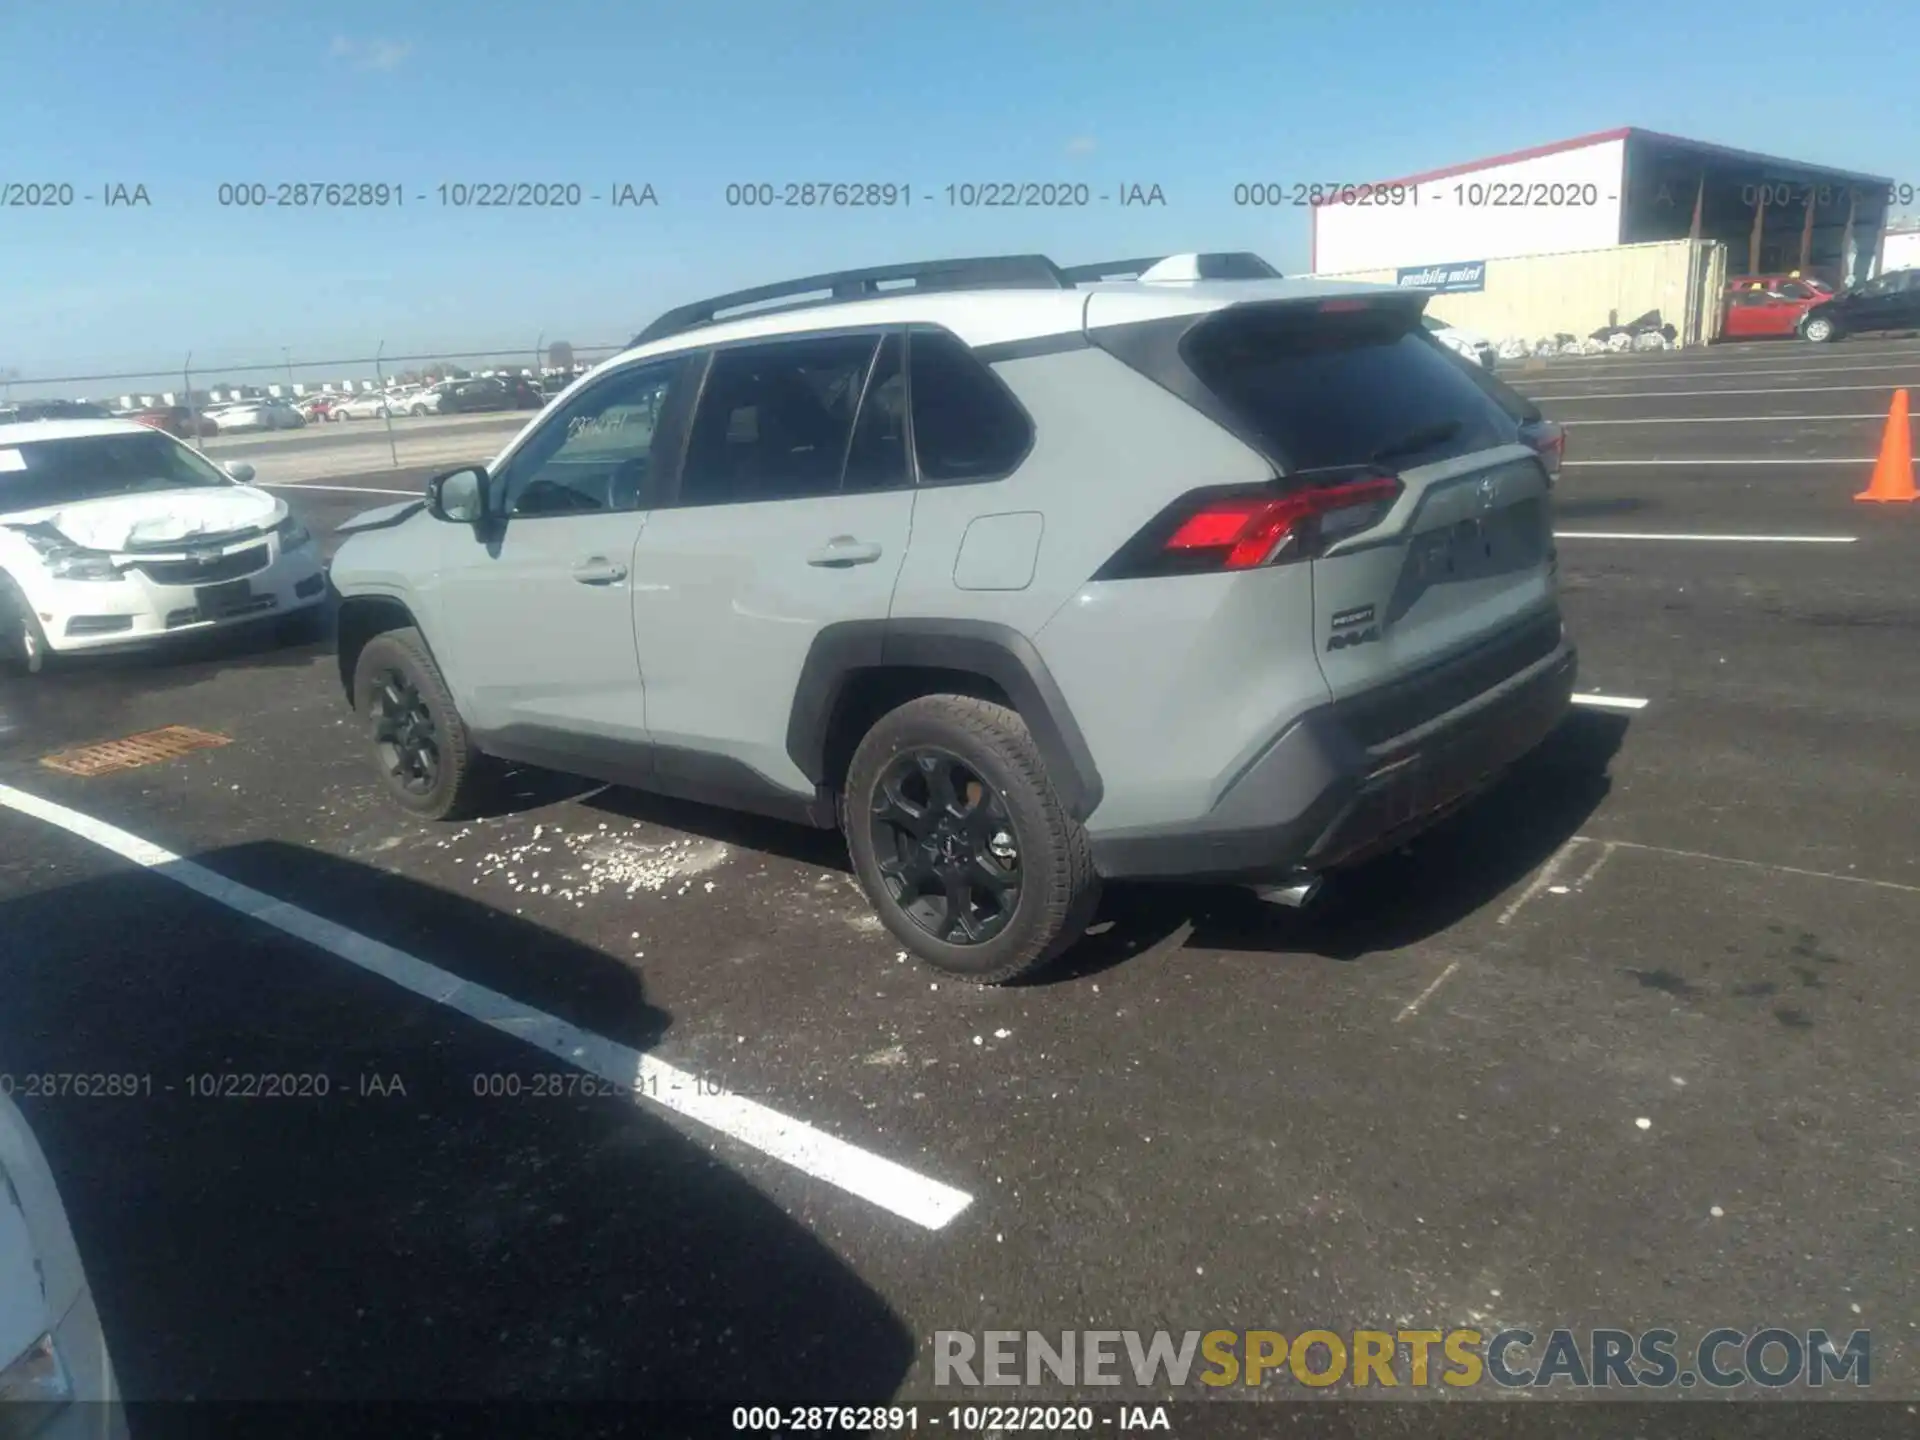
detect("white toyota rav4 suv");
top-left (0, 419), bottom-right (328, 673)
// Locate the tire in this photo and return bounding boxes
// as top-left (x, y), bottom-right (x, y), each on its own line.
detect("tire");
top-left (350, 626), bottom-right (487, 820)
top-left (843, 694), bottom-right (1100, 984)
top-left (0, 574), bottom-right (50, 676)
top-left (411, 405), bottom-right (429, 417)
top-left (1802, 314), bottom-right (1838, 343)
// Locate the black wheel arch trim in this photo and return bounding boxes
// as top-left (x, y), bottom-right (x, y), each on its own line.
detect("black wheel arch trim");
top-left (788, 618), bottom-right (1105, 822)
top-left (334, 592), bottom-right (443, 707)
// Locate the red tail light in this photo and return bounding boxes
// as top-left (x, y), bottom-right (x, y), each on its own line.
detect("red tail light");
top-left (1096, 476), bottom-right (1404, 580)
top-left (1520, 419), bottom-right (1566, 480)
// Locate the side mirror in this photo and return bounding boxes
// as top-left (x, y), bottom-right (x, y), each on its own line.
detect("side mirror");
top-left (427, 466), bottom-right (488, 523)
top-left (224, 461), bottom-right (256, 483)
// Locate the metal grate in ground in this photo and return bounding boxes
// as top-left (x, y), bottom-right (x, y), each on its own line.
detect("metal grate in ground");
top-left (40, 726), bottom-right (232, 777)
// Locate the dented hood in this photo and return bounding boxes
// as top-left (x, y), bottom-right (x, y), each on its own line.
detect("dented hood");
top-left (4, 484), bottom-right (286, 552)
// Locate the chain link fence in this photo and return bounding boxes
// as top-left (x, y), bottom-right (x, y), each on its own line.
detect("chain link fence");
top-left (0, 337), bottom-right (631, 410)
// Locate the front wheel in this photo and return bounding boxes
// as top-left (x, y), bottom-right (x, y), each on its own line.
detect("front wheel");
top-left (843, 695), bottom-right (1100, 984)
top-left (0, 575), bottom-right (50, 676)
top-left (351, 627), bottom-right (487, 820)
top-left (1802, 314), bottom-right (1838, 343)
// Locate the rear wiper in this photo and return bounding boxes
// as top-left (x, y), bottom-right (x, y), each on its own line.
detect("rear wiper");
top-left (1367, 419), bottom-right (1462, 465)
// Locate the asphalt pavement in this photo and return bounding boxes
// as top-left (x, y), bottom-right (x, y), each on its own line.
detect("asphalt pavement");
top-left (3, 335), bottom-right (1918, 1434)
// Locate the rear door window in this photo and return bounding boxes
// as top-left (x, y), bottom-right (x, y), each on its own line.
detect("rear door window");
top-left (907, 328), bottom-right (1033, 482)
top-left (678, 333), bottom-right (880, 505)
top-left (1182, 303), bottom-right (1517, 472)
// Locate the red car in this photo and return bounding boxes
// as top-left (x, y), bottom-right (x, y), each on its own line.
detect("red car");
top-left (131, 405), bottom-right (221, 438)
top-left (1719, 274), bottom-right (1833, 340)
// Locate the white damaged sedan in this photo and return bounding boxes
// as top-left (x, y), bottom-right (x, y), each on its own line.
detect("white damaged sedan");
top-left (0, 419), bottom-right (327, 673)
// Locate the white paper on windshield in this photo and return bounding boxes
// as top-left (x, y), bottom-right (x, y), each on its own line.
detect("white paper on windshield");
top-left (0, 449), bottom-right (26, 473)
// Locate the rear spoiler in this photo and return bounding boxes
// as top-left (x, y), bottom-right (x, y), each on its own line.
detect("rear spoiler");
top-left (1060, 252), bottom-right (1283, 285)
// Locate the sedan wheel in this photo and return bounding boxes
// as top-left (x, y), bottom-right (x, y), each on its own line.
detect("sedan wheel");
top-left (1803, 315), bottom-right (1837, 343)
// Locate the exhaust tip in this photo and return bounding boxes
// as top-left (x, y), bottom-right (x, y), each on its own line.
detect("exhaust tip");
top-left (1250, 874), bottom-right (1323, 909)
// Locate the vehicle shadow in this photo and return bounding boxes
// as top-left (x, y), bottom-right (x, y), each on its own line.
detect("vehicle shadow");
top-left (506, 712), bottom-right (1622, 987)
top-left (1040, 708), bottom-right (1629, 982)
top-left (580, 786), bottom-right (854, 874)
top-left (0, 841), bottom-right (915, 1419)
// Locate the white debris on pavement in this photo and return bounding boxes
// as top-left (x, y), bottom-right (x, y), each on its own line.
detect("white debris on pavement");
top-left (440, 825), bottom-right (731, 902)
top-left (1635, 1117), bottom-right (1652, 1131)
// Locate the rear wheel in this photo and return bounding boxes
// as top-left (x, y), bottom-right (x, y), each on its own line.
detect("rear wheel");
top-left (843, 695), bottom-right (1100, 984)
top-left (351, 627), bottom-right (486, 819)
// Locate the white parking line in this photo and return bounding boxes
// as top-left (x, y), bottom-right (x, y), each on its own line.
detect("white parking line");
top-left (0, 784), bottom-right (974, 1232)
top-left (1570, 694), bottom-right (1650, 711)
top-left (1496, 837), bottom-right (1588, 926)
top-left (1563, 457), bottom-right (1881, 466)
top-left (1535, 384), bottom-right (1906, 400)
top-left (260, 482), bottom-right (422, 497)
top-left (1393, 958), bottom-right (1461, 1023)
top-left (1571, 835), bottom-right (1920, 897)
top-left (1525, 360), bottom-right (1920, 385)
top-left (1557, 414), bottom-right (1883, 424)
top-left (1554, 532), bottom-right (1857, 543)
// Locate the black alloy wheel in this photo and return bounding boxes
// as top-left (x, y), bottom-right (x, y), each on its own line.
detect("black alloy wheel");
top-left (868, 748), bottom-right (1023, 946)
top-left (369, 667), bottom-right (441, 797)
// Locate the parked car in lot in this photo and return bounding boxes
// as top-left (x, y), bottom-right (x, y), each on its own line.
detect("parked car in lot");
top-left (403, 383), bottom-right (453, 416)
top-left (0, 400), bottom-right (116, 425)
top-left (205, 399), bottom-right (305, 433)
top-left (1421, 314), bottom-right (1497, 370)
top-left (330, 392), bottom-right (395, 421)
top-left (1799, 267), bottom-right (1920, 343)
top-left (296, 395), bottom-right (339, 422)
top-left (0, 1085), bottom-right (127, 1436)
top-left (0, 418), bottom-right (327, 673)
top-left (131, 405), bottom-right (220, 439)
top-left (330, 251), bottom-right (1575, 984)
top-left (432, 377), bottom-right (546, 414)
top-left (1720, 275), bottom-right (1830, 340)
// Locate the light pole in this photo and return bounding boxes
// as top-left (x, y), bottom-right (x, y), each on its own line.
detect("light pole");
top-left (282, 346), bottom-right (295, 395)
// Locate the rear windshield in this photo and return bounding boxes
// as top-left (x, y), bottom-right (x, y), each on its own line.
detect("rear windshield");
top-left (0, 430), bottom-right (233, 511)
top-left (1183, 304), bottom-right (1519, 472)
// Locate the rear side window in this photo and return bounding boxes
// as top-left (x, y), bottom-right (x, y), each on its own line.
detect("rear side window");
top-left (1182, 304), bottom-right (1516, 472)
top-left (907, 329), bottom-right (1032, 482)
top-left (680, 334), bottom-right (880, 505)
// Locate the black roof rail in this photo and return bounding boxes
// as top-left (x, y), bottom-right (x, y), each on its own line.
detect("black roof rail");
top-left (629, 254), bottom-right (1072, 348)
top-left (1061, 252), bottom-right (1283, 283)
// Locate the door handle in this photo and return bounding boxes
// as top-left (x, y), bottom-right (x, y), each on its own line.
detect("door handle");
top-left (572, 557), bottom-right (628, 584)
top-left (806, 537), bottom-right (883, 568)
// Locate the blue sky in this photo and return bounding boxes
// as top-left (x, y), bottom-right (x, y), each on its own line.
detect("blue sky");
top-left (2, 0), bottom-right (1916, 392)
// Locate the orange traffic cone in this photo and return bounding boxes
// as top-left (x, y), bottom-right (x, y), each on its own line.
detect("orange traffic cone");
top-left (1856, 388), bottom-right (1917, 503)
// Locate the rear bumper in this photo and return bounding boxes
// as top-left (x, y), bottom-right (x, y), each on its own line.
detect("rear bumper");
top-left (1089, 616), bottom-right (1577, 884)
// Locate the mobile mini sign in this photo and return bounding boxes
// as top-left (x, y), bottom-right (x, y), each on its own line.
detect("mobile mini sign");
top-left (1396, 260), bottom-right (1487, 293)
